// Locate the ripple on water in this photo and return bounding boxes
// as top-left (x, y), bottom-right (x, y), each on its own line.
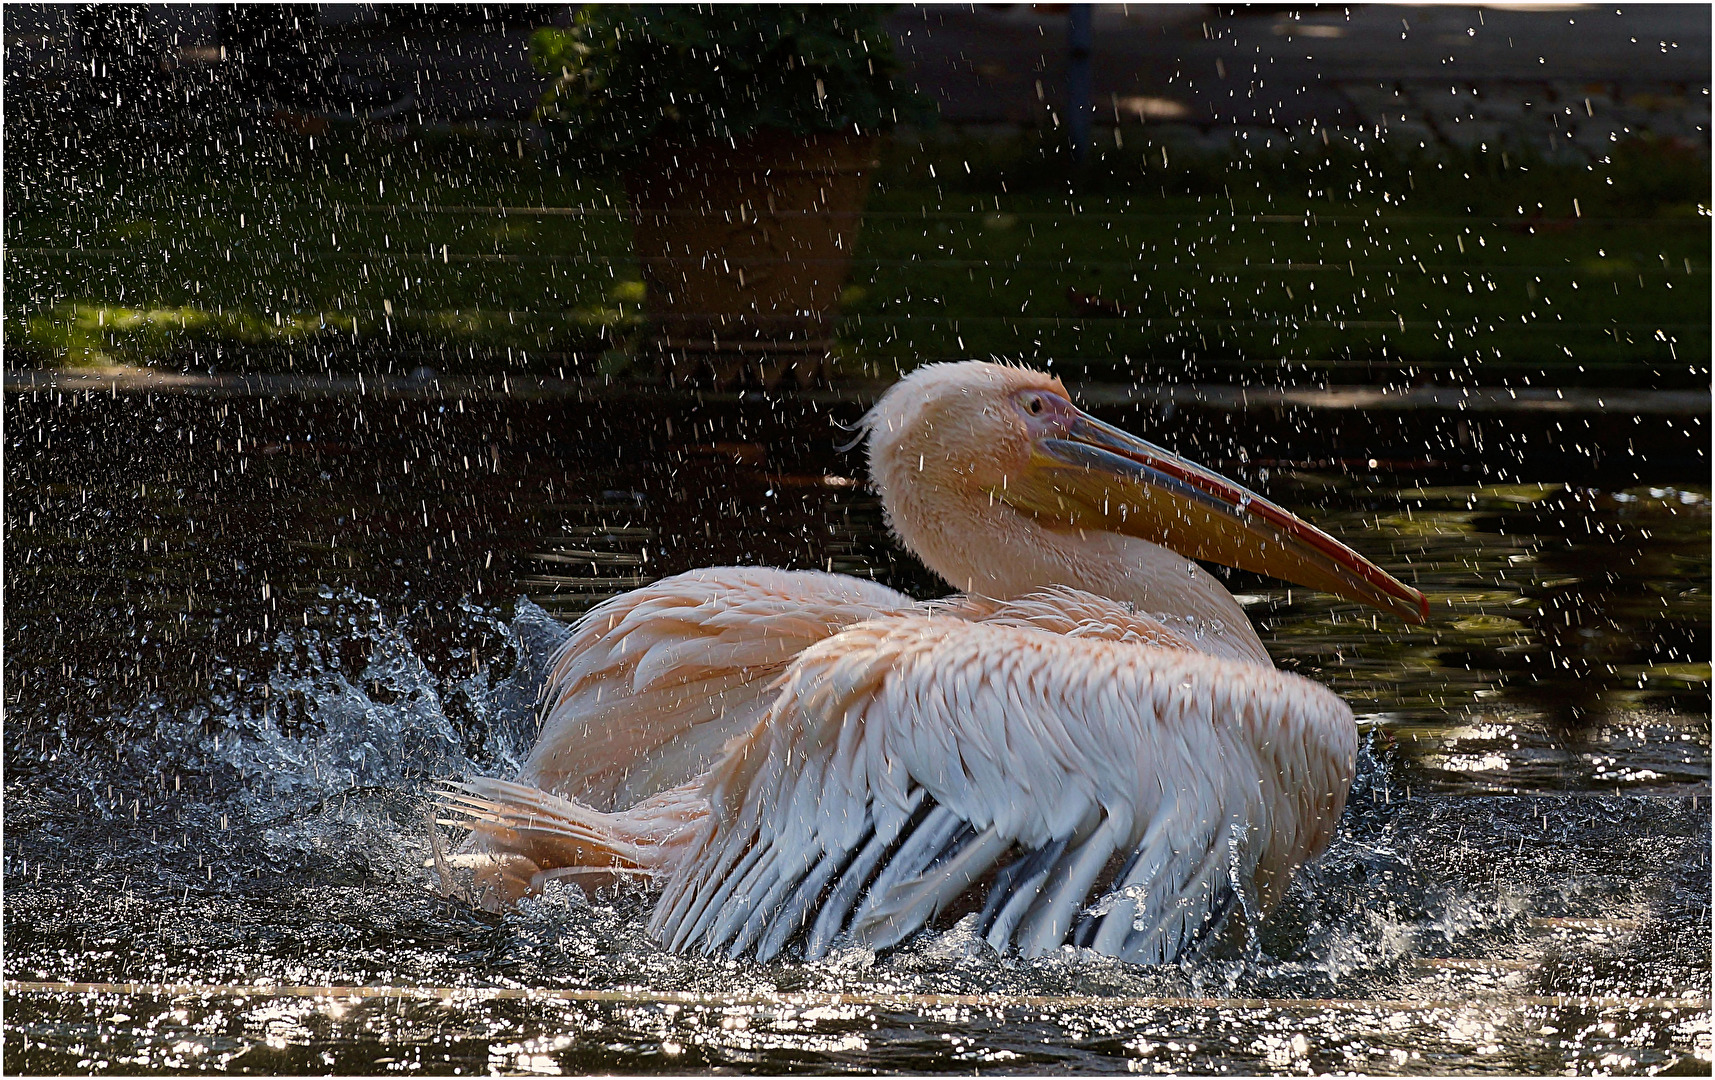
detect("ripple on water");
top-left (4, 594), bottom-right (1709, 1073)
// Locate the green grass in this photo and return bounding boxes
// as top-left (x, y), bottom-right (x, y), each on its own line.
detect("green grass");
top-left (4, 126), bottom-right (1707, 383)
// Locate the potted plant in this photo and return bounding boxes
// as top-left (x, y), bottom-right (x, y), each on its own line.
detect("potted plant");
top-left (532, 5), bottom-right (925, 385)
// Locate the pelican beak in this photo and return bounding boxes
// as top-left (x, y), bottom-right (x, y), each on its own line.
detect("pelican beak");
top-left (996, 406), bottom-right (1429, 624)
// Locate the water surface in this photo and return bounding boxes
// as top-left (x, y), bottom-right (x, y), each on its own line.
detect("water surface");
top-left (5, 381), bottom-right (1708, 1073)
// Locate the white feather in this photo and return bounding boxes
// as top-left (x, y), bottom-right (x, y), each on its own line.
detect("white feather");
top-left (652, 616), bottom-right (1356, 961)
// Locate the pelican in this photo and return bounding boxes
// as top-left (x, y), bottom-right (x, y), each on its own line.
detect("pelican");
top-left (442, 361), bottom-right (1425, 964)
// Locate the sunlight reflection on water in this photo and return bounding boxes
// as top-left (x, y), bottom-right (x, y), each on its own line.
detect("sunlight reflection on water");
top-left (4, 386), bottom-right (1708, 1072)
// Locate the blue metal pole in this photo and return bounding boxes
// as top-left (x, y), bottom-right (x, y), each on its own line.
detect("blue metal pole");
top-left (1067, 4), bottom-right (1093, 164)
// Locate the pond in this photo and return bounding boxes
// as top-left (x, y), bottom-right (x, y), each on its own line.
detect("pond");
top-left (4, 377), bottom-right (1709, 1074)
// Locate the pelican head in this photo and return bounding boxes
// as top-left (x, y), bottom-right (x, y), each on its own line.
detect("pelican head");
top-left (862, 361), bottom-right (1427, 624)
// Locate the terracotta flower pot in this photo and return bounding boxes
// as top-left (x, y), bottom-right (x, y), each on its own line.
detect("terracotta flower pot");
top-left (625, 130), bottom-right (878, 387)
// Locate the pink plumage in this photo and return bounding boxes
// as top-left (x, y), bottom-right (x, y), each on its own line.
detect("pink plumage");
top-left (442, 362), bottom-right (1422, 963)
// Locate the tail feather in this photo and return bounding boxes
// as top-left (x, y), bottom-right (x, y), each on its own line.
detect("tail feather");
top-left (439, 780), bottom-right (652, 868)
top-left (436, 777), bottom-right (707, 910)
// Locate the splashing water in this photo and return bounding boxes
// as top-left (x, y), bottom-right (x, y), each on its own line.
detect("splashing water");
top-left (5, 592), bottom-right (1706, 1073)
top-left (5, 383), bottom-right (1708, 1072)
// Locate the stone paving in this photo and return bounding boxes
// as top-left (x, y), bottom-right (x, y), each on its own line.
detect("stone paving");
top-left (5, 4), bottom-right (1707, 159)
top-left (892, 4), bottom-right (1711, 160)
top-left (1341, 78), bottom-right (1707, 158)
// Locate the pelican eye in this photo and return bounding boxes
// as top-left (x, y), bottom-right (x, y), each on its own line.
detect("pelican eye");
top-left (1023, 394), bottom-right (1045, 416)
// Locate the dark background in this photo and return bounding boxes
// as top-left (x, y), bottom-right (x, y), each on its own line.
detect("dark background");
top-left (4, 4), bottom-right (1709, 385)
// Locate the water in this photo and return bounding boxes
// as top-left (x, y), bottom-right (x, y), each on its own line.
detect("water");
top-left (5, 380), bottom-right (1709, 1073)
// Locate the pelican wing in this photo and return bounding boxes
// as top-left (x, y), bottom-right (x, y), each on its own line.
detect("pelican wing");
top-left (652, 616), bottom-right (1356, 964)
top-left (522, 567), bottom-right (918, 810)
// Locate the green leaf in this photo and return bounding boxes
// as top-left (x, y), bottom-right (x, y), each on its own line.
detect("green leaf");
top-left (529, 5), bottom-right (930, 163)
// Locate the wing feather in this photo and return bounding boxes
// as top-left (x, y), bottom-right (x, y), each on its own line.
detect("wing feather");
top-left (983, 835), bottom-right (1073, 952)
top-left (654, 615), bottom-right (1356, 963)
top-left (522, 567), bottom-right (918, 810)
top-left (804, 803), bottom-right (908, 956)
